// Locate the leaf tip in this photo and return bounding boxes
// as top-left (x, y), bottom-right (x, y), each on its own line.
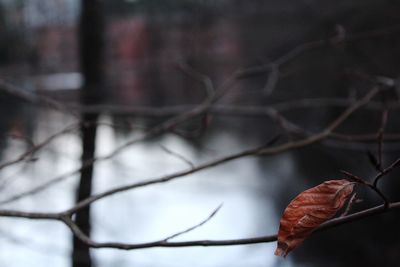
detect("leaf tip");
top-left (274, 242), bottom-right (289, 257)
top-left (274, 248), bottom-right (285, 257)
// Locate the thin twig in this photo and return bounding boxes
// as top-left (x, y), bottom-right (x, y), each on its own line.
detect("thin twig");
top-left (177, 62), bottom-right (215, 98)
top-left (71, 98), bottom-right (400, 117)
top-left (263, 64), bottom-right (279, 96)
top-left (341, 169), bottom-right (390, 208)
top-left (340, 193), bottom-right (359, 217)
top-left (373, 158), bottom-right (400, 187)
top-left (0, 123), bottom-right (79, 171)
top-left (377, 110), bottom-right (388, 170)
top-left (163, 204), bottom-right (223, 241)
top-left (159, 145), bottom-right (195, 169)
top-left (367, 150), bottom-right (381, 172)
top-left (6, 133), bottom-right (35, 148)
top-left (340, 170), bottom-right (367, 184)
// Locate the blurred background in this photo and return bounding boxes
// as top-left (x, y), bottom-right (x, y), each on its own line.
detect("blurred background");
top-left (1, 0), bottom-right (400, 266)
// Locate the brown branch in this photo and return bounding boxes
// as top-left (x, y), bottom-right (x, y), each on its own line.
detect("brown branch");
top-left (0, 201), bottom-right (398, 250)
top-left (340, 170), bottom-right (367, 184)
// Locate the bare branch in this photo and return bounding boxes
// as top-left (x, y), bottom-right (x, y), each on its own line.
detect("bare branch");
top-left (341, 170), bottom-right (389, 208)
top-left (0, 85), bottom-right (379, 206)
top-left (377, 110), bottom-right (388, 170)
top-left (0, 123), bottom-right (79, 171)
top-left (0, 201), bottom-right (398, 250)
top-left (373, 158), bottom-right (400, 188)
top-left (6, 133), bottom-right (35, 148)
top-left (340, 193), bottom-right (359, 217)
top-left (71, 98), bottom-right (400, 117)
top-left (163, 204), bottom-right (223, 241)
top-left (331, 132), bottom-right (400, 143)
top-left (0, 67), bottom-right (233, 204)
top-left (263, 64), bottom-right (279, 96)
top-left (340, 170), bottom-right (367, 184)
top-left (0, 79), bottom-right (78, 117)
top-left (0, 25), bottom-right (387, 208)
top-left (160, 145), bottom-right (195, 169)
top-left (177, 62), bottom-right (215, 98)
top-left (60, 86), bottom-right (379, 215)
top-left (0, 84), bottom-right (394, 252)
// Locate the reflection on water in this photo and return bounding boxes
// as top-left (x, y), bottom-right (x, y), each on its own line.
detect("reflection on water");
top-left (0, 112), bottom-right (294, 267)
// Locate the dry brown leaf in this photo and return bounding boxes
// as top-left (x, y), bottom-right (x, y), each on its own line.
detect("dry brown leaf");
top-left (275, 179), bottom-right (354, 257)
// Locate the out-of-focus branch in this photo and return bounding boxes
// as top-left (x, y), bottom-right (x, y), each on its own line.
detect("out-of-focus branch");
top-left (0, 25), bottom-right (394, 205)
top-left (0, 124), bottom-right (79, 171)
top-left (0, 67), bottom-right (228, 205)
top-left (178, 62), bottom-right (215, 98)
top-left (1, 24), bottom-right (398, 117)
top-left (159, 145), bottom-right (195, 169)
top-left (263, 63), bottom-right (280, 96)
top-left (329, 132), bottom-right (400, 143)
top-left (0, 79), bottom-right (77, 117)
top-left (235, 24), bottom-right (400, 79)
top-left (0, 86), bottom-right (381, 206)
top-left (71, 98), bottom-right (400, 117)
top-left (59, 86), bottom-right (379, 215)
